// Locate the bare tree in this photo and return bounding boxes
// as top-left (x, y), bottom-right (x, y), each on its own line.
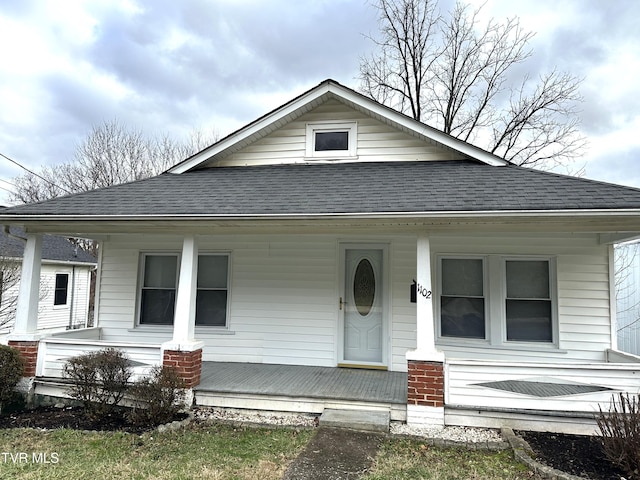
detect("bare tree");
top-left (359, 0), bottom-right (585, 167)
top-left (0, 255), bottom-right (50, 333)
top-left (10, 119), bottom-right (217, 205)
top-left (0, 257), bottom-right (22, 332)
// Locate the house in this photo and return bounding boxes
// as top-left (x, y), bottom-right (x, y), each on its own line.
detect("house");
top-left (1, 79), bottom-right (640, 434)
top-left (0, 225), bottom-right (95, 338)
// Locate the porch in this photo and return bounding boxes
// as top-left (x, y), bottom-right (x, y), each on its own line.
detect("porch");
top-left (194, 362), bottom-right (408, 421)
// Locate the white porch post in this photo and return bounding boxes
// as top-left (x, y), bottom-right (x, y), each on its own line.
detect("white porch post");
top-left (415, 234), bottom-right (437, 355)
top-left (173, 235), bottom-right (198, 344)
top-left (10, 234), bottom-right (43, 338)
top-left (8, 234), bottom-right (43, 380)
top-left (161, 235), bottom-right (204, 389)
top-left (406, 233), bottom-right (445, 426)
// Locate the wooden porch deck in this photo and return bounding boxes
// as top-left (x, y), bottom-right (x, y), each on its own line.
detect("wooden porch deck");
top-left (193, 362), bottom-right (408, 421)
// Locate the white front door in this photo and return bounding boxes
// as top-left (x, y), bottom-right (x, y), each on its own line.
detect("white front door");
top-left (342, 248), bottom-right (385, 364)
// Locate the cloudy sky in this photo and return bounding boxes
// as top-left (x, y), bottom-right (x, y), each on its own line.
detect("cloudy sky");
top-left (0, 0), bottom-right (639, 205)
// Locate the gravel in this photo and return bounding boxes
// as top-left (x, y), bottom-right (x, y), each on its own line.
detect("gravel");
top-left (390, 422), bottom-right (503, 444)
top-left (192, 407), bottom-right (502, 444)
top-left (193, 407), bottom-right (318, 427)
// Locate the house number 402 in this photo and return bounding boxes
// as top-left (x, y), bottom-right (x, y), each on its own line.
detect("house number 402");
top-left (416, 283), bottom-right (432, 299)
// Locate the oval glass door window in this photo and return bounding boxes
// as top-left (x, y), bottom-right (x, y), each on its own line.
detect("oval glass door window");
top-left (353, 259), bottom-right (376, 316)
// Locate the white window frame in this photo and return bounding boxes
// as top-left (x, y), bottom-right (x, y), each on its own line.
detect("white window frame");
top-left (501, 256), bottom-right (557, 345)
top-left (137, 252), bottom-right (232, 328)
top-left (305, 121), bottom-right (357, 159)
top-left (436, 254), bottom-right (558, 348)
top-left (436, 255), bottom-right (489, 343)
top-left (137, 253), bottom-right (179, 327)
top-left (195, 253), bottom-right (231, 328)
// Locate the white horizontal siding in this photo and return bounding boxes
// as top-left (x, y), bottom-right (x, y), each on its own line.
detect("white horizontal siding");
top-left (447, 360), bottom-right (640, 413)
top-left (38, 338), bottom-right (161, 379)
top-left (430, 232), bottom-right (613, 362)
top-left (390, 236), bottom-right (416, 371)
top-left (38, 265), bottom-right (92, 330)
top-left (93, 231), bottom-right (613, 370)
top-left (210, 99), bottom-right (464, 167)
top-left (97, 235), bottom-right (340, 366)
top-left (0, 263), bottom-right (92, 334)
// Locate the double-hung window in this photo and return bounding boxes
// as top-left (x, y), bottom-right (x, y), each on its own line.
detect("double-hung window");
top-left (54, 273), bottom-right (70, 306)
top-left (440, 258), bottom-right (486, 339)
top-left (140, 254), bottom-right (178, 325)
top-left (438, 256), bottom-right (556, 346)
top-left (195, 255), bottom-right (229, 327)
top-left (505, 260), bottom-right (553, 342)
top-left (138, 253), bottom-right (230, 327)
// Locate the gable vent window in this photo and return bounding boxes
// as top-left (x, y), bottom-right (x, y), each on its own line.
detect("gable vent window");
top-left (306, 122), bottom-right (357, 159)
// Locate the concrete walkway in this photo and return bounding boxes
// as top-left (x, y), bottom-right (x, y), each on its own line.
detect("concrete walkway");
top-left (282, 427), bottom-right (384, 480)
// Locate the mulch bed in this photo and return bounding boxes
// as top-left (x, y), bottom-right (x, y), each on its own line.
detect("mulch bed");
top-left (0, 405), bottom-right (187, 435)
top-left (518, 431), bottom-right (627, 480)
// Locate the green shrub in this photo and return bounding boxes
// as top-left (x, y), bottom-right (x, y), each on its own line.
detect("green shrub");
top-left (0, 345), bottom-right (23, 411)
top-left (128, 366), bottom-right (186, 427)
top-left (597, 393), bottom-right (640, 479)
top-left (63, 347), bottom-right (132, 418)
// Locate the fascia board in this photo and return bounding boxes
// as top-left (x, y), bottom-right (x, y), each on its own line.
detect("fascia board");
top-left (2, 209), bottom-right (640, 222)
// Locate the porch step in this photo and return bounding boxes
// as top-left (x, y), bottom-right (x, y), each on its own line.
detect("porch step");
top-left (319, 409), bottom-right (390, 433)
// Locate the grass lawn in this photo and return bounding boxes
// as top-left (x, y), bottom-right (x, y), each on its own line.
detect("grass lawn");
top-left (0, 423), bottom-right (536, 480)
top-left (0, 423), bottom-right (312, 480)
top-left (363, 438), bottom-right (537, 480)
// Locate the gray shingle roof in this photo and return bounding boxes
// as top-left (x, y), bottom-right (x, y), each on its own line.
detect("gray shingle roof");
top-left (0, 226), bottom-right (96, 263)
top-left (3, 161), bottom-right (640, 217)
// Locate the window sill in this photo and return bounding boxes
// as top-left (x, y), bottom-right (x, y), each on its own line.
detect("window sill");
top-left (195, 327), bottom-right (236, 335)
top-left (303, 156), bottom-right (359, 162)
top-left (127, 326), bottom-right (236, 335)
top-left (128, 326), bottom-right (173, 334)
top-left (436, 340), bottom-right (566, 354)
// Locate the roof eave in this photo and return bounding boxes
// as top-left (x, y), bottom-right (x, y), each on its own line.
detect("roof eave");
top-left (2, 208), bottom-right (640, 223)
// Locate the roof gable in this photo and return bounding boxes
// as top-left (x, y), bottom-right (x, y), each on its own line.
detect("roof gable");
top-left (169, 79), bottom-right (509, 173)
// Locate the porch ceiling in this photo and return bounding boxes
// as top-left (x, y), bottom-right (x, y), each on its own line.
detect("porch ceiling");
top-left (8, 215), bottom-right (640, 242)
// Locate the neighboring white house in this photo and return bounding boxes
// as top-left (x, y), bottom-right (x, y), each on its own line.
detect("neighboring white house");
top-left (616, 242), bottom-right (640, 354)
top-left (0, 226), bottom-right (95, 338)
top-left (2, 80), bottom-right (640, 433)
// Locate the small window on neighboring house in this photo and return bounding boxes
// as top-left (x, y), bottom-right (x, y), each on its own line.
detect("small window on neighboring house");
top-left (195, 254), bottom-right (229, 327)
top-left (54, 273), bottom-right (69, 306)
top-left (306, 122), bottom-right (357, 158)
top-left (139, 254), bottom-right (178, 325)
top-left (440, 258), bottom-right (486, 339)
top-left (505, 260), bottom-right (553, 342)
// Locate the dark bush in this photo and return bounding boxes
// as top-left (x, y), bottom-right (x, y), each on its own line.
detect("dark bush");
top-left (128, 366), bottom-right (186, 427)
top-left (63, 347), bottom-right (132, 418)
top-left (597, 393), bottom-right (640, 479)
top-left (0, 345), bottom-right (23, 411)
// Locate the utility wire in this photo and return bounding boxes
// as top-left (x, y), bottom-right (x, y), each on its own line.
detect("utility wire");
top-left (0, 177), bottom-right (17, 188)
top-left (0, 184), bottom-right (14, 194)
top-left (0, 151), bottom-right (72, 195)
